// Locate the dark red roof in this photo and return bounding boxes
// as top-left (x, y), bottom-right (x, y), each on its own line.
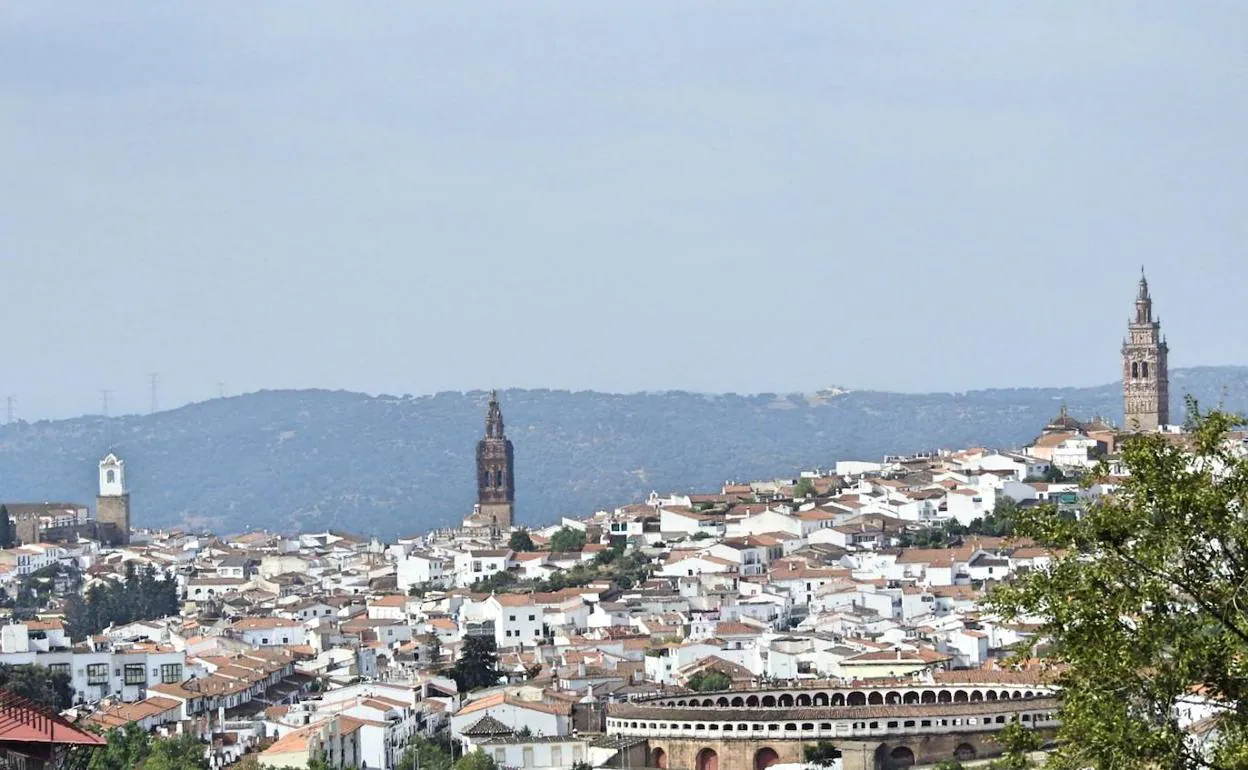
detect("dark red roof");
top-left (0, 692), bottom-right (106, 747)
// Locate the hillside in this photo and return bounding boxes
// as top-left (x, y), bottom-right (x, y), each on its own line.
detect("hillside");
top-left (1, 366), bottom-right (1245, 539)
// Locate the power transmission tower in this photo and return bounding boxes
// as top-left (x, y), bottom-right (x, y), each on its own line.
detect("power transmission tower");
top-left (216, 382), bottom-right (226, 399)
top-left (100, 389), bottom-right (111, 418)
top-left (4, 396), bottom-right (14, 425)
top-left (150, 373), bottom-right (160, 415)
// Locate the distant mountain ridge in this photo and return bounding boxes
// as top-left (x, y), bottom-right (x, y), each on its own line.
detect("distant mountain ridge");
top-left (1, 366), bottom-right (1246, 539)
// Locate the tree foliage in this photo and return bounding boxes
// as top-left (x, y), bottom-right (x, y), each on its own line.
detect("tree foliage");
top-left (988, 720), bottom-right (1042, 769)
top-left (0, 504), bottom-right (13, 548)
top-left (0, 663), bottom-right (72, 711)
top-left (453, 749), bottom-right (498, 770)
top-left (507, 530), bottom-right (535, 552)
top-left (396, 736), bottom-right (454, 770)
top-left (793, 477), bottom-right (817, 498)
top-left (69, 562), bottom-right (179, 637)
top-left (548, 527), bottom-right (586, 553)
top-left (803, 741), bottom-right (841, 766)
top-left (990, 404), bottom-right (1248, 769)
top-left (686, 670), bottom-right (731, 692)
top-left (449, 635), bottom-right (502, 693)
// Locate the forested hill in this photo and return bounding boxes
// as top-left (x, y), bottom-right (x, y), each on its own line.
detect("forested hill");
top-left (1, 366), bottom-right (1246, 539)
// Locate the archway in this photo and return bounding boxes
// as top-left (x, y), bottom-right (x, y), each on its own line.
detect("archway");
top-left (831, 693), bottom-right (846, 706)
top-left (796, 693), bottom-right (812, 707)
top-left (955, 743), bottom-right (977, 761)
top-left (778, 694), bottom-right (794, 707)
top-left (902, 691), bottom-right (919, 704)
top-left (938, 691), bottom-right (952, 703)
top-left (848, 692), bottom-right (866, 706)
top-left (920, 690), bottom-right (936, 704)
top-left (868, 692), bottom-right (884, 705)
top-left (986, 690), bottom-right (998, 701)
top-left (747, 695), bottom-right (760, 707)
top-left (885, 691), bottom-right (901, 704)
top-left (954, 690), bottom-right (969, 703)
top-left (889, 746), bottom-right (915, 767)
top-left (970, 690), bottom-right (984, 702)
top-left (731, 697), bottom-right (744, 707)
top-left (754, 747), bottom-right (781, 770)
top-left (813, 692), bottom-right (829, 706)
top-left (696, 748), bottom-right (719, 770)
top-left (702, 698), bottom-right (714, 707)
top-left (716, 697), bottom-right (729, 707)
top-left (652, 748), bottom-right (668, 769)
top-left (762, 695), bottom-right (776, 707)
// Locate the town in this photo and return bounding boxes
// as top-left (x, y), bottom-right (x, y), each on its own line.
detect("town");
top-left (0, 273), bottom-right (1218, 769)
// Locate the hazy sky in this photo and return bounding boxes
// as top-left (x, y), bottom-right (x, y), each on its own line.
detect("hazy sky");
top-left (3, 3), bottom-right (1246, 419)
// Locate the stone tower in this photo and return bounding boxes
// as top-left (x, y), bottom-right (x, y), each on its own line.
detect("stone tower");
top-left (1122, 269), bottom-right (1170, 431)
top-left (96, 453), bottom-right (131, 546)
top-left (473, 390), bottom-right (515, 528)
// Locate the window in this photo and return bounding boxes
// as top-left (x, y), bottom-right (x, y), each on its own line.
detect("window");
top-left (48, 663), bottom-right (70, 677)
top-left (106, 470), bottom-right (115, 484)
top-left (124, 664), bottom-right (146, 686)
top-left (551, 747), bottom-right (562, 765)
top-left (1132, 361), bottom-right (1140, 378)
top-left (509, 615), bottom-right (516, 622)
top-left (161, 664), bottom-right (183, 684)
top-left (528, 615), bottom-right (535, 621)
top-left (86, 664), bottom-right (108, 684)
top-left (493, 749), bottom-right (505, 763)
top-left (1142, 361), bottom-right (1150, 378)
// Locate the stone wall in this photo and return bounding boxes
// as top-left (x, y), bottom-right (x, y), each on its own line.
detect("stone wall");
top-left (96, 494), bottom-right (130, 546)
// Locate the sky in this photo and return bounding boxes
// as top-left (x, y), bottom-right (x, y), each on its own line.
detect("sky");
top-left (2, 2), bottom-right (1246, 419)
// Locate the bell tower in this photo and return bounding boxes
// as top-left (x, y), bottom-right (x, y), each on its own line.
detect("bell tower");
top-left (471, 391), bottom-right (515, 528)
top-left (1121, 269), bottom-right (1170, 431)
top-left (96, 453), bottom-right (131, 546)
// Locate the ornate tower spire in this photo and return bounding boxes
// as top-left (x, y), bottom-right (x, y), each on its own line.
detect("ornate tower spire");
top-left (468, 390), bottom-right (515, 529)
top-left (1122, 269), bottom-right (1169, 431)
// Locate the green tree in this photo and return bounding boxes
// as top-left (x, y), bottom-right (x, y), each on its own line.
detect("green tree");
top-left (793, 477), bottom-right (817, 498)
top-left (89, 722), bottom-right (151, 770)
top-left (686, 670), bottom-right (731, 692)
top-left (989, 404), bottom-right (1248, 769)
top-left (0, 505), bottom-right (13, 548)
top-left (933, 762), bottom-right (965, 770)
top-left (0, 663), bottom-right (72, 711)
top-left (988, 720), bottom-right (1042, 769)
top-left (548, 527), bottom-right (586, 553)
top-left (396, 737), bottom-right (453, 770)
top-left (508, 530), bottom-right (535, 552)
top-left (803, 741), bottom-right (840, 766)
top-left (449, 635), bottom-right (502, 692)
top-left (453, 749), bottom-right (498, 770)
top-left (143, 733), bottom-right (208, 770)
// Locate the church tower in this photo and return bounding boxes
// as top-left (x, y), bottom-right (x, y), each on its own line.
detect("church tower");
top-left (1122, 269), bottom-right (1170, 431)
top-left (96, 453), bottom-right (131, 546)
top-left (473, 391), bottom-right (515, 528)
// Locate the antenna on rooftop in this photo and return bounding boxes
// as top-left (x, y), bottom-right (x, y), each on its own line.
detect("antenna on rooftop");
top-left (149, 373), bottom-right (160, 415)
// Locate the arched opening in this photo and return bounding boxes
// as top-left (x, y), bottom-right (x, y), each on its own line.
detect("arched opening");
top-left (747, 696), bottom-right (759, 707)
top-left (868, 692), bottom-right (884, 705)
top-left (652, 748), bottom-right (668, 769)
top-left (955, 743), bottom-right (977, 761)
top-left (796, 693), bottom-right (812, 707)
top-left (1012, 691), bottom-right (1022, 699)
top-left (885, 692), bottom-right (901, 705)
top-left (986, 690), bottom-right (998, 701)
top-left (702, 699), bottom-right (714, 707)
top-left (677, 700), bottom-right (687, 707)
top-left (723, 724), bottom-right (733, 732)
top-left (785, 723), bottom-right (797, 731)
top-left (938, 691), bottom-right (952, 703)
top-left (889, 746), bottom-right (916, 768)
top-left (831, 693), bottom-right (846, 706)
top-left (106, 469), bottom-right (116, 484)
top-left (848, 692), bottom-right (866, 706)
top-left (696, 748), bottom-right (719, 770)
top-left (1024, 690), bottom-right (1034, 698)
top-left (778, 694), bottom-right (794, 707)
top-left (902, 691), bottom-right (919, 704)
top-left (754, 747), bottom-right (781, 770)
top-left (1132, 361), bottom-right (1140, 378)
top-left (1000, 690), bottom-right (1010, 700)
top-left (731, 697), bottom-right (744, 707)
top-left (920, 690), bottom-right (936, 704)
top-left (813, 692), bottom-right (829, 706)
top-left (970, 690), bottom-right (984, 702)
top-left (762, 695), bottom-right (776, 707)
top-left (1142, 361), bottom-right (1150, 378)
top-left (954, 690), bottom-right (969, 703)
top-left (716, 697), bottom-right (729, 707)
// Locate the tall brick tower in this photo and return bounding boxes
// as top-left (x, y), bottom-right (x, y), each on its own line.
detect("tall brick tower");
top-left (1122, 269), bottom-right (1170, 431)
top-left (95, 453), bottom-right (131, 546)
top-left (473, 390), bottom-right (515, 528)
